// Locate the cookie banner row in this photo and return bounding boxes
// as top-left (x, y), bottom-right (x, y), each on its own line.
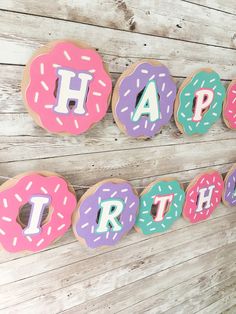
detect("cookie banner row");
top-left (0, 166), bottom-right (235, 252)
top-left (21, 40), bottom-right (236, 137)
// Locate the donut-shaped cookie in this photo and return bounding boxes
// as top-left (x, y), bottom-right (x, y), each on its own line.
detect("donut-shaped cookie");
top-left (22, 40), bottom-right (112, 135)
top-left (183, 170), bottom-right (224, 223)
top-left (223, 80), bottom-right (236, 129)
top-left (112, 60), bottom-right (177, 138)
top-left (222, 165), bottom-right (236, 207)
top-left (0, 172), bottom-right (76, 252)
top-left (73, 179), bottom-right (139, 248)
top-left (135, 179), bottom-right (185, 234)
top-left (174, 69), bottom-right (225, 135)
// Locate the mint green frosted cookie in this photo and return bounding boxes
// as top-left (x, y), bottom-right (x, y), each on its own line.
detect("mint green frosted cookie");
top-left (175, 69), bottom-right (225, 135)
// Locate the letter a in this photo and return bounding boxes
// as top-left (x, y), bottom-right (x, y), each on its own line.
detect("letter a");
top-left (132, 80), bottom-right (160, 122)
top-left (96, 199), bottom-right (124, 233)
top-left (54, 68), bottom-right (93, 115)
top-left (196, 185), bottom-right (215, 212)
top-left (153, 194), bottom-right (174, 222)
top-left (23, 195), bottom-right (51, 236)
top-left (192, 88), bottom-right (214, 122)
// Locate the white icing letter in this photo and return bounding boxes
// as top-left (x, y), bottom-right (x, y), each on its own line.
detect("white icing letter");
top-left (196, 185), bottom-right (215, 212)
top-left (192, 88), bottom-right (214, 122)
top-left (153, 194), bottom-right (174, 222)
top-left (96, 199), bottom-right (124, 232)
top-left (23, 195), bottom-right (51, 235)
top-left (132, 80), bottom-right (160, 122)
top-left (54, 69), bottom-right (93, 114)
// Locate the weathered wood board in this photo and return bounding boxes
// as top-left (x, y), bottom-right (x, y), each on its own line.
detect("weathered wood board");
top-left (0, 1), bottom-right (235, 313)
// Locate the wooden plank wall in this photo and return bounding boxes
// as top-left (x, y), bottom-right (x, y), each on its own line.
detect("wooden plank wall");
top-left (0, 1), bottom-right (235, 313)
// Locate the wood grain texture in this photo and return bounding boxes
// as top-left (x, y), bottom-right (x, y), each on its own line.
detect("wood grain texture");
top-left (0, 0), bottom-right (235, 313)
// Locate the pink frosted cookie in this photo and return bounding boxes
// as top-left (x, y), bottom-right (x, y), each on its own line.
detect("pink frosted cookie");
top-left (183, 170), bottom-right (223, 223)
top-left (0, 172), bottom-right (76, 252)
top-left (73, 179), bottom-right (139, 248)
top-left (22, 40), bottom-right (112, 135)
top-left (223, 80), bottom-right (236, 129)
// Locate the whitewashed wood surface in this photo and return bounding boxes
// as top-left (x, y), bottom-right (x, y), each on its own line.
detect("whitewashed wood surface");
top-left (0, 1), bottom-right (235, 313)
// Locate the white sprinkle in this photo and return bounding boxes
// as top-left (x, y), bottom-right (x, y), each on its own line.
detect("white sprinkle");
top-left (41, 81), bottom-right (49, 91)
top-left (52, 64), bottom-right (61, 68)
top-left (98, 197), bottom-right (101, 205)
top-left (141, 69), bottom-right (148, 74)
top-left (185, 102), bottom-right (190, 108)
top-left (210, 78), bottom-right (215, 83)
top-left (129, 202), bottom-right (135, 208)
top-left (188, 125), bottom-right (193, 131)
top-left (147, 221), bottom-right (152, 226)
top-left (212, 85), bottom-right (217, 90)
top-left (200, 80), bottom-right (205, 88)
top-left (167, 105), bottom-right (170, 113)
top-left (56, 117), bottom-right (63, 125)
top-left (94, 236), bottom-right (101, 242)
top-left (27, 236), bottom-right (32, 242)
top-left (57, 224), bottom-right (65, 231)
top-left (181, 112), bottom-right (186, 118)
top-left (143, 200), bottom-right (147, 207)
top-left (217, 92), bottom-right (222, 96)
top-left (121, 188), bottom-right (128, 192)
top-left (143, 210), bottom-right (149, 214)
top-left (212, 112), bottom-right (217, 116)
top-left (40, 63), bottom-right (44, 75)
top-left (151, 124), bottom-right (156, 131)
top-left (93, 91), bottom-right (102, 96)
top-left (34, 92), bottom-right (39, 103)
top-left (166, 91), bottom-right (173, 98)
top-left (57, 212), bottom-right (64, 219)
top-left (149, 74), bottom-right (155, 81)
top-left (166, 216), bottom-right (172, 220)
top-left (136, 79), bottom-right (140, 88)
top-left (103, 188), bottom-right (110, 192)
top-left (161, 223), bottom-right (165, 228)
top-left (158, 186), bottom-right (162, 192)
top-left (124, 89), bottom-right (131, 97)
top-left (89, 69), bottom-right (96, 73)
top-left (81, 55), bottom-right (91, 61)
top-left (81, 222), bottom-right (89, 229)
top-left (193, 213), bottom-right (197, 220)
top-left (37, 238), bottom-right (44, 247)
top-left (200, 178), bottom-right (205, 184)
top-left (91, 225), bottom-right (95, 233)
top-left (158, 73), bottom-right (166, 77)
top-left (212, 102), bottom-right (217, 109)
top-left (113, 233), bottom-right (118, 240)
top-left (0, 228), bottom-right (6, 235)
top-left (133, 125), bottom-right (140, 130)
top-left (63, 196), bottom-right (68, 205)
top-left (161, 82), bottom-right (166, 92)
top-left (54, 184), bottom-right (60, 193)
top-left (206, 209), bottom-right (210, 216)
top-left (139, 218), bottom-right (144, 222)
top-left (64, 50), bottom-right (71, 61)
top-left (14, 194), bottom-right (22, 202)
top-left (168, 185), bottom-right (173, 190)
top-left (111, 191), bottom-right (117, 198)
top-left (185, 93), bottom-right (190, 96)
top-left (232, 90), bottom-right (236, 94)
top-left (233, 97), bottom-right (236, 104)
top-left (3, 198), bottom-right (8, 208)
top-left (12, 237), bottom-right (17, 246)
top-left (47, 226), bottom-right (52, 235)
top-left (124, 197), bottom-right (128, 204)
top-left (74, 119), bottom-right (79, 129)
top-left (121, 106), bottom-right (128, 113)
top-left (106, 232), bottom-right (109, 239)
top-left (193, 79), bottom-right (198, 86)
top-left (204, 122), bottom-right (209, 125)
top-left (145, 120), bottom-right (148, 129)
top-left (150, 227), bottom-right (156, 231)
top-left (45, 105), bottom-right (53, 109)
top-left (2, 216), bottom-right (11, 222)
top-left (85, 207), bottom-right (92, 214)
top-left (96, 103), bottom-right (100, 113)
top-left (98, 79), bottom-right (106, 87)
top-left (41, 187), bottom-right (48, 194)
top-left (173, 203), bottom-right (178, 208)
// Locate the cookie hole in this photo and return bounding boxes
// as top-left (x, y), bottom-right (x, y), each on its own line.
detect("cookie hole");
top-left (192, 95), bottom-right (209, 116)
top-left (17, 203), bottom-right (50, 228)
top-left (150, 203), bottom-right (169, 220)
top-left (96, 206), bottom-right (121, 228)
top-left (135, 88), bottom-right (160, 118)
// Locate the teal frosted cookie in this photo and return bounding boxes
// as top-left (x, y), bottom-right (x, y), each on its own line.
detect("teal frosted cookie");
top-left (174, 69), bottom-right (225, 135)
top-left (135, 179), bottom-right (185, 235)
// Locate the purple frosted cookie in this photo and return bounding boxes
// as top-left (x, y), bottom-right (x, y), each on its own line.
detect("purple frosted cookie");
top-left (112, 60), bottom-right (177, 138)
top-left (222, 165), bottom-right (236, 207)
top-left (72, 179), bottom-right (139, 248)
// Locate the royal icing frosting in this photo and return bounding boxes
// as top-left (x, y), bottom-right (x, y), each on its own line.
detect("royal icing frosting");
top-left (223, 166), bottom-right (236, 207)
top-left (223, 80), bottom-right (236, 129)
